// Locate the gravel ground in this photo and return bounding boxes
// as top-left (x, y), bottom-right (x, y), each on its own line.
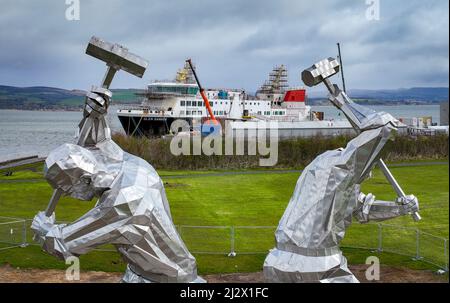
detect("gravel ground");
top-left (0, 264), bottom-right (446, 283)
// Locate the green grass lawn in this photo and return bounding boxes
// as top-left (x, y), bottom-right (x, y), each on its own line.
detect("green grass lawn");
top-left (0, 163), bottom-right (448, 275)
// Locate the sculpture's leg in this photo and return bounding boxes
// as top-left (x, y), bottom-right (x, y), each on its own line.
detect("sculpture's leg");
top-left (319, 254), bottom-right (359, 283)
top-left (121, 265), bottom-right (153, 283)
top-left (263, 249), bottom-right (359, 283)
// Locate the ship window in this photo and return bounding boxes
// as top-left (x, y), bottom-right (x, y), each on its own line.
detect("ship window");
top-left (186, 110), bottom-right (191, 115)
top-left (180, 110), bottom-right (185, 115)
top-left (180, 100), bottom-right (185, 106)
top-left (210, 102), bottom-right (213, 107)
top-left (186, 101), bottom-right (192, 106)
top-left (187, 87), bottom-right (199, 95)
top-left (258, 111), bottom-right (261, 115)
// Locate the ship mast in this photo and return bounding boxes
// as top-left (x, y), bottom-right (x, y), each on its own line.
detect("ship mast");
top-left (176, 61), bottom-right (196, 84)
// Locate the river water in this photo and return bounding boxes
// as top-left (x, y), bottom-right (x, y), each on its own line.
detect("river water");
top-left (0, 104), bottom-right (441, 162)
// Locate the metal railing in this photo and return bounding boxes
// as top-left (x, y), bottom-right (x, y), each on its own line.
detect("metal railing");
top-left (0, 217), bottom-right (448, 271)
top-left (0, 217), bottom-right (27, 251)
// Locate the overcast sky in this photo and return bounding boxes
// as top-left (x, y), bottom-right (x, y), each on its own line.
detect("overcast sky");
top-left (0, 0), bottom-right (448, 93)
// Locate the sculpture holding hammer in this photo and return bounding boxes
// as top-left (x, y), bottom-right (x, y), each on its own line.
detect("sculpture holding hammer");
top-left (31, 36), bottom-right (205, 283)
top-left (264, 57), bottom-right (420, 283)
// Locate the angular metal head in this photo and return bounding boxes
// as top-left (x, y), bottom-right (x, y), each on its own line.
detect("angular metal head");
top-left (301, 57), bottom-right (340, 87)
top-left (86, 36), bottom-right (149, 78)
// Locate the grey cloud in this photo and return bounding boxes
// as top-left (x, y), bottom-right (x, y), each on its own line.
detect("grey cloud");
top-left (0, 0), bottom-right (448, 91)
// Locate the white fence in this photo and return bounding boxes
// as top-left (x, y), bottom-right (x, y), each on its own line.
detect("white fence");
top-left (0, 217), bottom-right (447, 271)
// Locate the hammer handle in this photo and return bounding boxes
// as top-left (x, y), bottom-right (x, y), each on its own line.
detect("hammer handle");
top-left (101, 65), bottom-right (117, 89)
top-left (378, 159), bottom-right (421, 221)
top-left (45, 189), bottom-right (63, 217)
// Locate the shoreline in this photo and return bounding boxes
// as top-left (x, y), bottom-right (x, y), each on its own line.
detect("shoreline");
top-left (0, 103), bottom-right (443, 112)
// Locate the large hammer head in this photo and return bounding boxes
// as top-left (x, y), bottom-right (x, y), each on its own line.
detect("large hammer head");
top-left (86, 36), bottom-right (148, 78)
top-left (301, 57), bottom-right (340, 87)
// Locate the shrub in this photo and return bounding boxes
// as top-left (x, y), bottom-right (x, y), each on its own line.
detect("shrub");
top-left (112, 133), bottom-right (449, 170)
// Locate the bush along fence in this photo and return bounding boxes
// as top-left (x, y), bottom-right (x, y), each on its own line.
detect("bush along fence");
top-left (0, 217), bottom-right (448, 272)
top-left (112, 133), bottom-right (449, 170)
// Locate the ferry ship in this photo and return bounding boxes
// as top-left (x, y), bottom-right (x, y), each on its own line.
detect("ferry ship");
top-left (117, 62), bottom-right (355, 138)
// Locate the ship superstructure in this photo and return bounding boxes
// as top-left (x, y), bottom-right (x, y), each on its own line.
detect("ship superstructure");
top-left (117, 62), bottom-right (353, 137)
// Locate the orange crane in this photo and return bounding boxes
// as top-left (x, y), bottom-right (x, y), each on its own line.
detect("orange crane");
top-left (185, 59), bottom-right (218, 125)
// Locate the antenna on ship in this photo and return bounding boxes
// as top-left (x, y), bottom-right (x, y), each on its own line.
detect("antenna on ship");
top-left (336, 42), bottom-right (347, 93)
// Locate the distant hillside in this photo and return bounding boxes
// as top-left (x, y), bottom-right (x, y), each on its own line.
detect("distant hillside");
top-left (349, 87), bottom-right (449, 102)
top-left (307, 87), bottom-right (449, 105)
top-left (0, 86), bottom-right (144, 110)
top-left (1, 85), bottom-right (448, 110)
top-left (0, 86), bottom-right (84, 110)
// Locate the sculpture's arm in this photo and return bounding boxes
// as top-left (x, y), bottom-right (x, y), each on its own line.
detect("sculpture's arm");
top-left (328, 87), bottom-right (399, 131)
top-left (77, 87), bottom-right (112, 147)
top-left (32, 188), bottom-right (130, 260)
top-left (354, 192), bottom-right (419, 223)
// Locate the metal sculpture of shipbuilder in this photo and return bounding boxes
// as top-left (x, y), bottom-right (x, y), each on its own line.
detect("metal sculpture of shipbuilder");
top-left (31, 36), bottom-right (205, 283)
top-left (263, 57), bottom-right (421, 283)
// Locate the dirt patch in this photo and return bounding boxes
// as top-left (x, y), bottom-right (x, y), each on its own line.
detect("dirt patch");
top-left (204, 265), bottom-right (447, 283)
top-left (0, 264), bottom-right (122, 283)
top-left (0, 264), bottom-right (446, 283)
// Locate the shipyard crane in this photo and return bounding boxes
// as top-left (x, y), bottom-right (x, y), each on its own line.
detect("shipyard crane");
top-left (185, 59), bottom-right (218, 125)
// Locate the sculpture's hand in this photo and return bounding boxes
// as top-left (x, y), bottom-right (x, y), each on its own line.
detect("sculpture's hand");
top-left (78, 86), bottom-right (113, 146)
top-left (31, 211), bottom-right (71, 260)
top-left (398, 194), bottom-right (419, 215)
top-left (83, 86), bottom-right (112, 118)
top-left (31, 211), bottom-right (55, 240)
